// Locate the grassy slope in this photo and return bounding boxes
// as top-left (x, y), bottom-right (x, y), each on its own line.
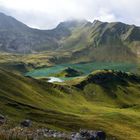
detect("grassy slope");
top-left (0, 69), bottom-right (140, 139)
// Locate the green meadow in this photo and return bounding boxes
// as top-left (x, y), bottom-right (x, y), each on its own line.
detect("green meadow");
top-left (0, 69), bottom-right (140, 139)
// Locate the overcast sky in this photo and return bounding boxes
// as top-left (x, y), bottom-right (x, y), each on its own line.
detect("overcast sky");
top-left (0, 0), bottom-right (140, 29)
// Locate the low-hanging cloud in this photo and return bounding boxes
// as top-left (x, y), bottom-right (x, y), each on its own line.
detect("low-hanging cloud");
top-left (0, 0), bottom-right (140, 29)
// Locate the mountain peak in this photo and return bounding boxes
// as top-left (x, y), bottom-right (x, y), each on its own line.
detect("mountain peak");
top-left (93, 20), bottom-right (103, 24)
top-left (56, 19), bottom-right (88, 29)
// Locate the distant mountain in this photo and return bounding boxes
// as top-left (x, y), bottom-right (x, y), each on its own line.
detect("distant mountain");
top-left (0, 12), bottom-right (86, 53)
top-left (60, 20), bottom-right (140, 62)
top-left (0, 12), bottom-right (140, 62)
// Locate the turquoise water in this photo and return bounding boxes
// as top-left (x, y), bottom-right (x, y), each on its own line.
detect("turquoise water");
top-left (25, 62), bottom-right (137, 80)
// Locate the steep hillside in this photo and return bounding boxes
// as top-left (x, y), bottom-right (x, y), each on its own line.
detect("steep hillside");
top-left (0, 69), bottom-right (140, 139)
top-left (76, 70), bottom-right (140, 107)
top-left (60, 20), bottom-right (139, 62)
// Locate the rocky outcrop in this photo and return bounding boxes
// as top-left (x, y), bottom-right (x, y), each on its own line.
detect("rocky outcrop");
top-left (0, 126), bottom-right (107, 140)
top-left (20, 120), bottom-right (32, 127)
top-left (72, 129), bottom-right (106, 140)
top-left (0, 114), bottom-right (6, 125)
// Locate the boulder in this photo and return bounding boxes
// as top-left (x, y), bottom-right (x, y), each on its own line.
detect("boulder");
top-left (80, 130), bottom-right (88, 137)
top-left (20, 119), bottom-right (32, 127)
top-left (88, 136), bottom-right (96, 140)
top-left (96, 131), bottom-right (106, 140)
top-left (0, 114), bottom-right (6, 125)
top-left (72, 132), bottom-right (85, 140)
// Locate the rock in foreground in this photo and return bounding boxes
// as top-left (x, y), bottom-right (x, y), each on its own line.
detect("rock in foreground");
top-left (0, 114), bottom-right (6, 125)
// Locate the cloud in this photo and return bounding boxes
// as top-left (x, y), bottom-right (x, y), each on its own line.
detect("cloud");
top-left (0, 0), bottom-right (140, 29)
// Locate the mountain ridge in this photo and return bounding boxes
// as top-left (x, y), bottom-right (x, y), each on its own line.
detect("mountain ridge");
top-left (0, 12), bottom-right (140, 63)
